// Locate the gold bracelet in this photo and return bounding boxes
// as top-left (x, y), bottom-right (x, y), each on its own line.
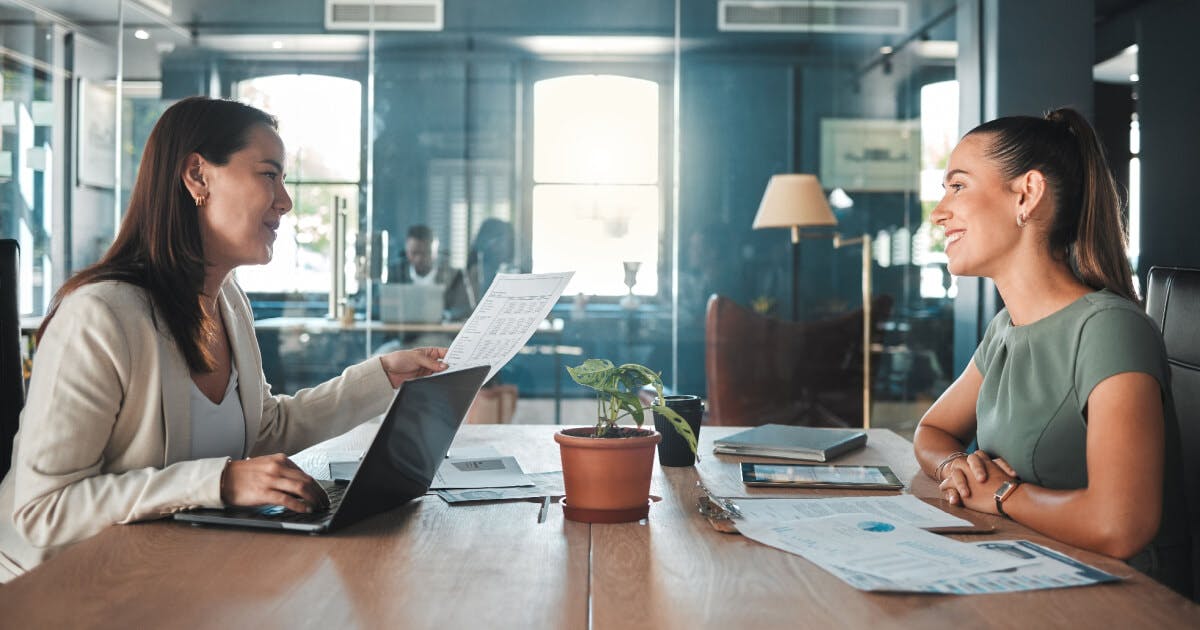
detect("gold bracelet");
top-left (934, 451), bottom-right (968, 481)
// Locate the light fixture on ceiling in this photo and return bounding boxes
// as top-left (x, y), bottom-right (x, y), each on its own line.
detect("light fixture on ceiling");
top-left (134, 29), bottom-right (150, 40)
top-left (1130, 73), bottom-right (1139, 82)
top-left (272, 40), bottom-right (285, 49)
top-left (516, 36), bottom-right (675, 56)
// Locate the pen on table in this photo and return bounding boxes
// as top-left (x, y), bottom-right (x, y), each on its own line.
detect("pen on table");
top-left (537, 496), bottom-right (551, 523)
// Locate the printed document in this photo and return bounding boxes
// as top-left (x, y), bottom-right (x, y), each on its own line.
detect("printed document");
top-left (731, 495), bottom-right (972, 530)
top-left (443, 272), bottom-right (573, 381)
top-left (446, 446), bottom-right (502, 460)
top-left (737, 514), bottom-right (1035, 584)
top-left (437, 471), bottom-right (565, 503)
top-left (430, 456), bottom-right (534, 489)
top-left (828, 540), bottom-right (1120, 594)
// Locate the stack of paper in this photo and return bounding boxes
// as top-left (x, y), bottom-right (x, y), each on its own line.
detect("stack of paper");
top-left (435, 472), bottom-right (564, 503)
top-left (432, 445), bottom-right (565, 503)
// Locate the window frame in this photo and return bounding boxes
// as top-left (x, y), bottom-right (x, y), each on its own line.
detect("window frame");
top-left (520, 59), bottom-right (674, 303)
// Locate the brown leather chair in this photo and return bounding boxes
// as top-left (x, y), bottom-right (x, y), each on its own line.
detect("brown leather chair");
top-left (1, 240), bottom-right (21, 477)
top-left (1145, 266), bottom-right (1200, 600)
top-left (705, 293), bottom-right (892, 427)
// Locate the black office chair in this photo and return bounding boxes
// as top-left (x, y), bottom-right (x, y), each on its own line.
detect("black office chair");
top-left (0, 239), bottom-right (22, 478)
top-left (1145, 266), bottom-right (1200, 600)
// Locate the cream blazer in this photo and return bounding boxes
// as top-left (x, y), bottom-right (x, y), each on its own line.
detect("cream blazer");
top-left (0, 278), bottom-right (396, 582)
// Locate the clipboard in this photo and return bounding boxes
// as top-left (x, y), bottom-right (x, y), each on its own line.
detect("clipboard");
top-left (696, 490), bottom-right (996, 535)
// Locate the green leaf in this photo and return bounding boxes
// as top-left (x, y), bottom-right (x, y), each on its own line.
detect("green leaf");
top-left (652, 404), bottom-right (699, 456)
top-left (617, 363), bottom-right (662, 389)
top-left (566, 359), bottom-right (618, 393)
top-left (567, 359), bottom-right (674, 434)
top-left (615, 395), bottom-right (646, 428)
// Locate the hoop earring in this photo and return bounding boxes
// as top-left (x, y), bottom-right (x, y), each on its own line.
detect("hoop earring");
top-left (1016, 212), bottom-right (1027, 228)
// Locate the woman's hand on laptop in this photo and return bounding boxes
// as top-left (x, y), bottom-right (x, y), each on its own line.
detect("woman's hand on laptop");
top-left (380, 347), bottom-right (449, 388)
top-left (220, 453), bottom-right (330, 513)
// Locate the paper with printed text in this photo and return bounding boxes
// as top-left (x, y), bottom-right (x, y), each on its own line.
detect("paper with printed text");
top-left (442, 272), bottom-right (573, 382)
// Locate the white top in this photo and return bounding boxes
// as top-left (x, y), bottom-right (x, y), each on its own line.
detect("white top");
top-left (410, 263), bottom-right (439, 285)
top-left (189, 363), bottom-right (246, 460)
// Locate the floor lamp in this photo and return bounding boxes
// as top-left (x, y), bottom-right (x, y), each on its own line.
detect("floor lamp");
top-left (752, 175), bottom-right (837, 322)
top-left (752, 174), bottom-right (874, 428)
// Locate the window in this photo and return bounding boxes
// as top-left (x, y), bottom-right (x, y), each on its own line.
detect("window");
top-left (234, 74), bottom-right (362, 294)
top-left (530, 74), bottom-right (660, 296)
top-left (916, 80), bottom-right (958, 299)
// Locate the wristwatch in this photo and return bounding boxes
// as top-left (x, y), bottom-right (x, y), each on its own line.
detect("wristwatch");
top-left (994, 480), bottom-right (1021, 517)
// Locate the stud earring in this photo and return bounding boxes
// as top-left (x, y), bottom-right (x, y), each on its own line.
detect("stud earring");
top-left (1016, 212), bottom-right (1027, 228)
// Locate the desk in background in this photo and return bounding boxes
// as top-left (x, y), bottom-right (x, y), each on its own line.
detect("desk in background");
top-left (254, 317), bottom-right (568, 424)
top-left (1, 426), bottom-right (1196, 628)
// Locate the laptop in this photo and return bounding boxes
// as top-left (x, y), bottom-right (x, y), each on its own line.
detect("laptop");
top-left (174, 365), bottom-right (490, 533)
top-left (379, 283), bottom-right (444, 324)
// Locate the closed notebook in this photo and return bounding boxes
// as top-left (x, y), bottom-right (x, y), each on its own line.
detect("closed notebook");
top-left (712, 424), bottom-right (867, 462)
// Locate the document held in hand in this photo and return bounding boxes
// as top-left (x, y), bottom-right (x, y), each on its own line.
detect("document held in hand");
top-left (442, 272), bottom-right (573, 382)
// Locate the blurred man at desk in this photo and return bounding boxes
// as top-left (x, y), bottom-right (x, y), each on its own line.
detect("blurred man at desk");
top-left (386, 224), bottom-right (471, 321)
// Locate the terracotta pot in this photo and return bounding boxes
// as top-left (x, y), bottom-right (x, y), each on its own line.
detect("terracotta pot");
top-left (554, 426), bottom-right (661, 523)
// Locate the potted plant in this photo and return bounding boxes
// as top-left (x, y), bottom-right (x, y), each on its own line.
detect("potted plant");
top-left (554, 359), bottom-right (699, 523)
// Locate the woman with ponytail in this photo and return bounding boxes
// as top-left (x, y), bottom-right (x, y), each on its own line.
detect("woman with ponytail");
top-left (912, 108), bottom-right (1190, 593)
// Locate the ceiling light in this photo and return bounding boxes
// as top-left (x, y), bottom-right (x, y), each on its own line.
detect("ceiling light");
top-left (914, 40), bottom-right (958, 60)
top-left (1129, 73), bottom-right (1139, 82)
top-left (134, 29), bottom-right (150, 40)
top-left (516, 36), bottom-right (674, 56)
top-left (271, 40), bottom-right (285, 49)
top-left (879, 46), bottom-right (893, 55)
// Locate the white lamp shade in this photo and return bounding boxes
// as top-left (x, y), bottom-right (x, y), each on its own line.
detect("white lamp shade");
top-left (752, 174), bottom-right (838, 230)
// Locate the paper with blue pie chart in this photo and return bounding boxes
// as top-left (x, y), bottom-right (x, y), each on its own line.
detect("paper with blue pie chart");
top-left (736, 513), bottom-right (1037, 585)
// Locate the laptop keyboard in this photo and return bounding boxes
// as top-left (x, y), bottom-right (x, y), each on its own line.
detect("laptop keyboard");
top-left (249, 481), bottom-right (347, 523)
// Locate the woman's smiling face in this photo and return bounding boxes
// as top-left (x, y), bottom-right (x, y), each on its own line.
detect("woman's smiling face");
top-left (195, 124), bottom-right (293, 270)
top-left (930, 133), bottom-right (1024, 278)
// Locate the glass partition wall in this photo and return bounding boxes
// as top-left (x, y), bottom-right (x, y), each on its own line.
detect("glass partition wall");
top-left (4, 1), bottom-right (957, 435)
top-left (677, 1), bottom-right (957, 436)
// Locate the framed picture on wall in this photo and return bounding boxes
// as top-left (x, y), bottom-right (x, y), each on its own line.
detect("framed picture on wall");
top-left (820, 118), bottom-right (920, 192)
top-left (77, 79), bottom-right (116, 189)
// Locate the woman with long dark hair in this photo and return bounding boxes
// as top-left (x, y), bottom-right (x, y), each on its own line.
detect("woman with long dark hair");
top-left (913, 108), bottom-right (1189, 593)
top-left (0, 97), bottom-right (446, 581)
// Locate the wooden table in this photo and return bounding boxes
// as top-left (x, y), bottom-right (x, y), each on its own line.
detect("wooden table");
top-left (1, 426), bottom-right (1197, 629)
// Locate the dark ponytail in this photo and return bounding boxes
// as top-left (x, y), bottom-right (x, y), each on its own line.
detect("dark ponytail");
top-left (967, 107), bottom-right (1137, 302)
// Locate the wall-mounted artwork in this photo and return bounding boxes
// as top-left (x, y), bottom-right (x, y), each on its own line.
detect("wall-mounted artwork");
top-left (820, 118), bottom-right (920, 192)
top-left (78, 79), bottom-right (116, 189)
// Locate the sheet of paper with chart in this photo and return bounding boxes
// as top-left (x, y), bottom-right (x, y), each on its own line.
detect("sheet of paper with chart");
top-left (736, 513), bottom-right (1035, 585)
top-left (443, 272), bottom-right (573, 382)
top-left (833, 539), bottom-right (1122, 594)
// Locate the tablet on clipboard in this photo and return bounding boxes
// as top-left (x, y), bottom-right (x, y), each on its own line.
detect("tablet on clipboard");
top-left (741, 462), bottom-right (903, 490)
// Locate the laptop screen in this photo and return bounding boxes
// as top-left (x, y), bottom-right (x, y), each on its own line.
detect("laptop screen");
top-left (379, 283), bottom-right (444, 323)
top-left (331, 365), bottom-right (489, 527)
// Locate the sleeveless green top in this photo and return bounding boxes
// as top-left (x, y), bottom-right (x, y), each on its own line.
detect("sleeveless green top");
top-left (973, 289), bottom-right (1190, 592)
